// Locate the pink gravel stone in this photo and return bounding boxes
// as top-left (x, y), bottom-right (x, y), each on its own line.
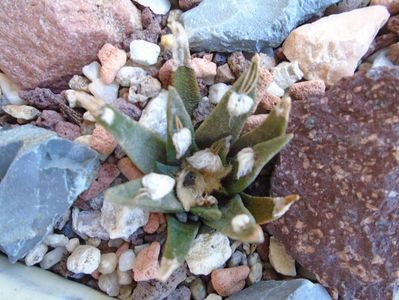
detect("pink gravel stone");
top-left (98, 43), bottom-right (127, 85)
top-left (117, 157), bottom-right (144, 180)
top-left (143, 213), bottom-right (160, 234)
top-left (242, 114), bottom-right (268, 134)
top-left (133, 242), bottom-right (160, 281)
top-left (90, 124), bottom-right (118, 156)
top-left (211, 266), bottom-right (250, 297)
top-left (191, 58), bottom-right (217, 84)
top-left (0, 0), bottom-right (141, 90)
top-left (54, 121), bottom-right (81, 140)
top-left (288, 80), bottom-right (326, 100)
top-left (159, 59), bottom-right (175, 88)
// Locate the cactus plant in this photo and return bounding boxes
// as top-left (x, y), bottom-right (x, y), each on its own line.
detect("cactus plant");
top-left (74, 22), bottom-right (299, 281)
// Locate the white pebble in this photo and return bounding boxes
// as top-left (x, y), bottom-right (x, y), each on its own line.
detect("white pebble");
top-left (44, 234), bottom-right (69, 248)
top-left (142, 173), bottom-right (175, 200)
top-left (208, 83), bottom-right (231, 104)
top-left (0, 73), bottom-right (24, 105)
top-left (266, 81), bottom-right (285, 97)
top-left (99, 253), bottom-right (118, 274)
top-left (98, 272), bottom-right (120, 297)
top-left (186, 232), bottom-right (232, 275)
top-left (135, 0), bottom-right (171, 15)
top-left (204, 294), bottom-right (222, 300)
top-left (269, 237), bottom-right (296, 276)
top-left (25, 243), bottom-right (48, 266)
top-left (3, 104), bottom-right (40, 120)
top-left (271, 61), bottom-right (303, 90)
top-left (40, 247), bottom-right (66, 270)
top-left (118, 249), bottom-right (136, 272)
top-left (130, 40), bottom-right (160, 66)
top-left (82, 61), bottom-right (101, 81)
top-left (116, 66), bottom-right (147, 87)
top-left (88, 79), bottom-right (119, 103)
top-left (67, 245), bottom-right (101, 274)
top-left (66, 238), bottom-right (80, 253)
top-left (117, 269), bottom-right (133, 285)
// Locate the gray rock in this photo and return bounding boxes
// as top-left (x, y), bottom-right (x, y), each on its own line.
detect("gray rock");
top-left (0, 125), bottom-right (99, 262)
top-left (226, 279), bottom-right (331, 300)
top-left (182, 0), bottom-right (339, 52)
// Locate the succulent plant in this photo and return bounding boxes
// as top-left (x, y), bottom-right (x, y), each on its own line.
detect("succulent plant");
top-left (74, 22), bottom-right (298, 281)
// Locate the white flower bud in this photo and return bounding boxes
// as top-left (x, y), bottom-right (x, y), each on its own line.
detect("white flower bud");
top-left (100, 107), bottom-right (115, 126)
top-left (236, 147), bottom-right (255, 179)
top-left (142, 173), bottom-right (175, 200)
top-left (227, 91), bottom-right (253, 118)
top-left (172, 128), bottom-right (192, 159)
top-left (231, 214), bottom-right (251, 233)
top-left (186, 149), bottom-right (224, 173)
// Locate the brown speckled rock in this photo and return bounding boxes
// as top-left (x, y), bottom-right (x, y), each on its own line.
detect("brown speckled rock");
top-left (269, 67), bottom-right (399, 300)
top-left (0, 0), bottom-right (141, 90)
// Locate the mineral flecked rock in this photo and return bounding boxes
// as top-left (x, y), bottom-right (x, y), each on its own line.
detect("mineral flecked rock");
top-left (0, 125), bottom-right (99, 262)
top-left (182, 0), bottom-right (339, 52)
top-left (269, 67), bottom-right (399, 299)
top-left (282, 6), bottom-right (390, 85)
top-left (0, 0), bottom-right (141, 90)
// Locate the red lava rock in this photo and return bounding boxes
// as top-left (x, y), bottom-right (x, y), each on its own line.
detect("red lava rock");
top-left (19, 88), bottom-right (64, 111)
top-left (98, 43), bottom-right (127, 85)
top-left (54, 121), bottom-right (81, 140)
top-left (117, 157), bottom-right (144, 180)
top-left (159, 59), bottom-right (175, 88)
top-left (242, 114), bottom-right (268, 134)
top-left (256, 93), bottom-right (280, 113)
top-left (211, 266), bottom-right (250, 297)
top-left (143, 213), bottom-right (160, 234)
top-left (388, 15), bottom-right (399, 35)
top-left (179, 0), bottom-right (203, 11)
top-left (228, 52), bottom-right (250, 78)
top-left (80, 163), bottom-right (120, 201)
top-left (0, 0), bottom-right (141, 90)
top-left (36, 110), bottom-right (64, 129)
top-left (90, 124), bottom-right (118, 156)
top-left (133, 242), bottom-right (160, 281)
top-left (288, 80), bottom-right (326, 100)
top-left (269, 67), bottom-right (399, 299)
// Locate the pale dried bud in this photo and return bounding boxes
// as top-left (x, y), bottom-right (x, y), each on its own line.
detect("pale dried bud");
top-left (186, 149), bottom-right (224, 173)
top-left (273, 196), bottom-right (297, 219)
top-left (142, 173), bottom-right (175, 200)
top-left (227, 91), bottom-right (253, 118)
top-left (236, 147), bottom-right (255, 179)
top-left (100, 107), bottom-right (115, 126)
top-left (231, 214), bottom-right (251, 233)
top-left (172, 128), bottom-right (192, 159)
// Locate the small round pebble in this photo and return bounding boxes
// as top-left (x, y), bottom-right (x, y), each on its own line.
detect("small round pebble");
top-left (98, 272), bottom-right (120, 297)
top-left (190, 278), bottom-right (206, 300)
top-left (130, 40), bottom-right (160, 66)
top-left (40, 247), bottom-right (66, 270)
top-left (25, 243), bottom-right (48, 266)
top-left (44, 233), bottom-right (69, 248)
top-left (211, 265), bottom-right (250, 297)
top-left (67, 245), bottom-right (101, 274)
top-left (227, 251), bottom-right (243, 267)
top-left (247, 262), bottom-right (263, 285)
top-left (204, 294), bottom-right (222, 300)
top-left (118, 249), bottom-right (136, 272)
top-left (117, 269), bottom-right (133, 285)
top-left (99, 253), bottom-right (118, 274)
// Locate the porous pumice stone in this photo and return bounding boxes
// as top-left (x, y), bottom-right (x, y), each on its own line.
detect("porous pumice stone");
top-left (269, 67), bottom-right (399, 299)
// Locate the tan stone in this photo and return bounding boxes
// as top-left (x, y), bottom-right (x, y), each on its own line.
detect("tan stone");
top-left (283, 6), bottom-right (390, 85)
top-left (288, 80), bottom-right (326, 100)
top-left (211, 266), bottom-right (250, 297)
top-left (216, 63), bottom-right (235, 84)
top-left (117, 157), bottom-right (144, 180)
top-left (0, 0), bottom-right (141, 90)
top-left (191, 58), bottom-right (217, 84)
top-left (98, 44), bottom-right (127, 85)
top-left (133, 242), bottom-right (160, 281)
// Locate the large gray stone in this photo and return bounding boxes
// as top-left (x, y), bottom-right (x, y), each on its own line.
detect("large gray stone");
top-left (227, 279), bottom-right (331, 300)
top-left (182, 0), bottom-right (339, 52)
top-left (0, 125), bottom-right (99, 262)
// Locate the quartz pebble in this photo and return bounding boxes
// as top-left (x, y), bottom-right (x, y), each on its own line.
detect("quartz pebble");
top-left (205, 294), bottom-right (222, 300)
top-left (98, 272), bottom-right (120, 297)
top-left (83, 61), bottom-right (101, 82)
top-left (25, 244), bottom-right (48, 266)
top-left (40, 247), bottom-right (66, 270)
top-left (101, 201), bottom-right (149, 239)
top-left (44, 234), bottom-right (69, 248)
top-left (116, 66), bottom-right (147, 87)
top-left (66, 238), bottom-right (80, 253)
top-left (133, 242), bottom-right (160, 281)
top-left (117, 269), bottom-right (133, 285)
top-left (88, 79), bottom-right (119, 103)
top-left (208, 83), bottom-right (231, 104)
top-left (67, 245), bottom-right (101, 274)
top-left (118, 249), bottom-right (136, 272)
top-left (98, 43), bottom-right (127, 85)
top-left (0, 73), bottom-right (24, 104)
top-left (135, 0), bottom-right (171, 15)
top-left (130, 40), bottom-right (160, 66)
top-left (271, 61), bottom-right (303, 90)
top-left (211, 266), bottom-right (250, 297)
top-left (283, 6), bottom-right (390, 85)
top-left (268, 237), bottom-right (296, 276)
top-left (186, 232), bottom-right (232, 275)
top-left (73, 209), bottom-right (110, 240)
top-left (98, 253), bottom-right (118, 274)
top-left (3, 104), bottom-right (40, 120)
top-left (266, 82), bottom-right (285, 97)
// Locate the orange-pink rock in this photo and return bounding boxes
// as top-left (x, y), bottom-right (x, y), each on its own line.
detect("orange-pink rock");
top-left (98, 44), bottom-right (127, 85)
top-left (242, 114), bottom-right (268, 134)
top-left (0, 0), bottom-right (141, 90)
top-left (133, 242), bottom-right (160, 281)
top-left (90, 124), bottom-right (118, 156)
top-left (143, 213), bottom-right (160, 234)
top-left (211, 266), bottom-right (250, 297)
top-left (288, 80), bottom-right (326, 100)
top-left (117, 157), bottom-right (144, 180)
